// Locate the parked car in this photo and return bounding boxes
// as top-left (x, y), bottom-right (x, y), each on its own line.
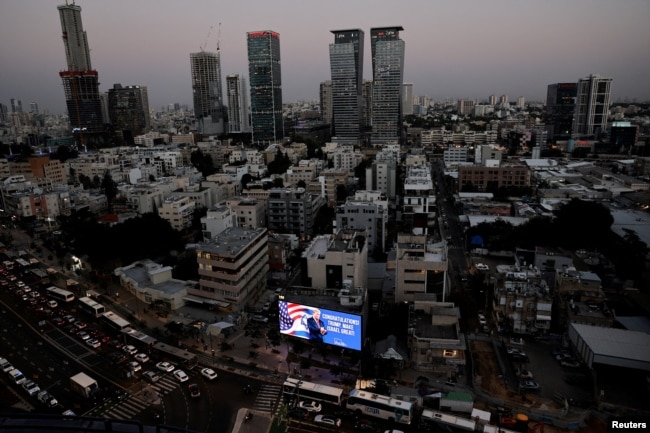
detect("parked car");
top-left (77, 331), bottom-right (90, 341)
top-left (354, 419), bottom-right (381, 432)
top-left (156, 361), bottom-right (175, 372)
top-left (188, 383), bottom-right (200, 398)
top-left (200, 368), bottom-right (218, 381)
top-left (510, 337), bottom-right (525, 346)
top-left (123, 345), bottom-right (138, 355)
top-left (173, 369), bottom-right (189, 382)
top-left (520, 380), bottom-right (540, 390)
top-left (143, 370), bottom-right (160, 383)
top-left (560, 359), bottom-right (581, 368)
top-left (251, 315), bottom-right (269, 324)
top-left (298, 400), bottom-right (322, 413)
top-left (85, 338), bottom-right (101, 348)
top-left (314, 415), bottom-right (341, 428)
top-left (478, 314), bottom-right (487, 325)
top-left (134, 353), bottom-right (149, 363)
top-left (287, 408), bottom-right (309, 420)
top-left (128, 361), bottom-right (141, 372)
top-left (516, 369), bottom-right (533, 379)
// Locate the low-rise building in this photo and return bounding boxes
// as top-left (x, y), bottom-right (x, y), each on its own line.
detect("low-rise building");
top-left (267, 188), bottom-right (324, 237)
top-left (159, 195), bottom-right (195, 231)
top-left (395, 234), bottom-right (448, 303)
top-left (226, 197), bottom-right (266, 229)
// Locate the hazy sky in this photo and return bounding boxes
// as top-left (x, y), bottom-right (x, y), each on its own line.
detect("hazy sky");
top-left (2, 0), bottom-right (649, 115)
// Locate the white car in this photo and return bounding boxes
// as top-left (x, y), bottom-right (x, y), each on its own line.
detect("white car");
top-left (298, 400), bottom-right (322, 412)
top-left (173, 369), bottom-right (189, 383)
top-left (123, 345), bottom-right (138, 355)
top-left (200, 368), bottom-right (218, 381)
top-left (134, 353), bottom-right (149, 363)
top-left (314, 415), bottom-right (341, 428)
top-left (510, 337), bottom-right (525, 346)
top-left (156, 361), bottom-right (175, 372)
top-left (85, 338), bottom-right (101, 348)
top-left (128, 361), bottom-right (141, 372)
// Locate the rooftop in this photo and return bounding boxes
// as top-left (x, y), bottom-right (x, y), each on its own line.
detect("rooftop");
top-left (200, 227), bottom-right (267, 257)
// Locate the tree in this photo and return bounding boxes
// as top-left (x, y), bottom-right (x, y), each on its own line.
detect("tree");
top-left (297, 180), bottom-right (307, 188)
top-left (336, 184), bottom-right (348, 203)
top-left (100, 171), bottom-right (118, 213)
top-left (190, 148), bottom-right (216, 177)
top-left (553, 199), bottom-right (613, 249)
top-left (273, 177), bottom-right (284, 188)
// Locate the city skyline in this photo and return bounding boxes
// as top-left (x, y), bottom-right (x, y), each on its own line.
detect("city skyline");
top-left (1, 0), bottom-right (649, 115)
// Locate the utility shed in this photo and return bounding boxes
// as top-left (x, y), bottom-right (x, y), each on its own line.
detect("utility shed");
top-left (568, 323), bottom-right (650, 371)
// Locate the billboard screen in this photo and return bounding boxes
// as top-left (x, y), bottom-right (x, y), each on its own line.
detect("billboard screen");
top-left (278, 301), bottom-right (362, 351)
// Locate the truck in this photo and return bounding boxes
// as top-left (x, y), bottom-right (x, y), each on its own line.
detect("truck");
top-left (70, 372), bottom-right (98, 398)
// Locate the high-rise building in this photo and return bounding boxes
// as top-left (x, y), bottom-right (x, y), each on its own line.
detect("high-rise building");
top-left (370, 26), bottom-right (405, 145)
top-left (488, 94), bottom-right (497, 106)
top-left (546, 83), bottom-right (577, 141)
top-left (572, 73), bottom-right (612, 138)
top-left (190, 51), bottom-right (225, 136)
top-left (29, 102), bottom-right (39, 115)
top-left (402, 83), bottom-right (413, 116)
top-left (57, 3), bottom-right (103, 134)
top-left (107, 84), bottom-right (151, 142)
top-left (319, 80), bottom-right (333, 125)
top-left (457, 99), bottom-right (475, 116)
top-left (329, 29), bottom-right (364, 144)
top-left (517, 96), bottom-right (525, 109)
top-left (247, 30), bottom-right (283, 144)
top-left (362, 80), bottom-right (373, 131)
top-left (226, 74), bottom-right (251, 134)
top-left (10, 98), bottom-right (23, 113)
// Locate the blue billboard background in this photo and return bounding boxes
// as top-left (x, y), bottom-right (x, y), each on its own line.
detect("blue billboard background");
top-left (278, 300), bottom-right (362, 351)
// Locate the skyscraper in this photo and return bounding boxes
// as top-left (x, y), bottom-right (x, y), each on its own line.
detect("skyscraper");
top-left (370, 26), bottom-right (405, 145)
top-left (546, 83), bottom-right (577, 141)
top-left (10, 98), bottom-right (22, 113)
top-left (402, 83), bottom-right (413, 116)
top-left (107, 84), bottom-right (151, 142)
top-left (319, 80), bottom-right (333, 125)
top-left (572, 74), bottom-right (612, 138)
top-left (329, 29), bottom-right (364, 144)
top-left (190, 51), bottom-right (225, 136)
top-left (57, 3), bottom-right (103, 134)
top-left (247, 30), bottom-right (283, 144)
top-left (226, 74), bottom-right (251, 134)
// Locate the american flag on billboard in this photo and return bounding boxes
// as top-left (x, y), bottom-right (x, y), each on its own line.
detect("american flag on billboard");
top-left (279, 301), bottom-right (310, 335)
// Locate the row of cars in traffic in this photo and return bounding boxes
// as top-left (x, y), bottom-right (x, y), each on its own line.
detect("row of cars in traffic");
top-left (2, 355), bottom-right (59, 408)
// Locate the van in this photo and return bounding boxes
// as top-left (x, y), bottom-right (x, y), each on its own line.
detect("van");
top-left (47, 300), bottom-right (58, 308)
top-left (8, 368), bottom-right (26, 385)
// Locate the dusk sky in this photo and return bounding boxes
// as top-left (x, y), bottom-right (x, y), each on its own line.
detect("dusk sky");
top-left (2, 0), bottom-right (649, 115)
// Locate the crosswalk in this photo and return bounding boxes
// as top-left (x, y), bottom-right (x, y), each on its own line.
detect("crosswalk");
top-left (253, 384), bottom-right (281, 413)
top-left (102, 375), bottom-right (179, 419)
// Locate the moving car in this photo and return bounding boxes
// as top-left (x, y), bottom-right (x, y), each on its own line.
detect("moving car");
top-left (251, 315), bottom-right (269, 324)
top-left (287, 408), bottom-right (308, 420)
top-left (85, 338), bottom-right (101, 348)
top-left (314, 415), bottom-right (341, 428)
top-left (354, 419), bottom-right (381, 432)
top-left (156, 361), bottom-right (175, 372)
top-left (520, 380), bottom-right (539, 390)
top-left (128, 361), bottom-right (141, 372)
top-left (200, 368), bottom-right (218, 381)
top-left (560, 359), bottom-right (581, 368)
top-left (173, 369), bottom-right (189, 382)
top-left (510, 337), bottom-right (525, 346)
top-left (298, 400), bottom-right (322, 413)
top-left (516, 369), bottom-right (533, 379)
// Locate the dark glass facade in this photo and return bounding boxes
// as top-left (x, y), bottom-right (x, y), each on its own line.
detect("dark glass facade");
top-left (329, 29), bottom-right (364, 144)
top-left (546, 83), bottom-right (577, 141)
top-left (247, 31), bottom-right (283, 143)
top-left (370, 27), bottom-right (405, 145)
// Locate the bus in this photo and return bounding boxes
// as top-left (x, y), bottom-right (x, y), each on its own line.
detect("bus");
top-left (102, 311), bottom-right (131, 331)
top-left (46, 286), bottom-right (75, 303)
top-left (153, 342), bottom-right (198, 370)
top-left (282, 377), bottom-right (344, 405)
top-left (346, 389), bottom-right (413, 425)
top-left (78, 297), bottom-right (106, 318)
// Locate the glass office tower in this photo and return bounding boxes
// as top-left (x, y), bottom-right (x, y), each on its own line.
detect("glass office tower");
top-left (329, 29), bottom-right (364, 144)
top-left (370, 26), bottom-right (405, 145)
top-left (247, 30), bottom-right (283, 144)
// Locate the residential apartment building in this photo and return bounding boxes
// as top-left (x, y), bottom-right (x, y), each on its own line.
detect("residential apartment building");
top-left (335, 198), bottom-right (388, 254)
top-left (402, 165), bottom-right (436, 235)
top-left (267, 187), bottom-right (324, 237)
top-left (226, 197), bottom-right (266, 229)
top-left (572, 74), bottom-right (612, 138)
top-left (194, 227), bottom-right (269, 311)
top-left (408, 301), bottom-right (466, 374)
top-left (300, 229), bottom-right (368, 289)
top-left (366, 159), bottom-right (397, 200)
top-left (395, 234), bottom-right (448, 303)
top-left (314, 168), bottom-right (348, 204)
top-left (159, 195), bottom-right (195, 231)
top-left (458, 164), bottom-right (531, 193)
top-left (201, 205), bottom-right (236, 240)
top-left (226, 74), bottom-right (250, 133)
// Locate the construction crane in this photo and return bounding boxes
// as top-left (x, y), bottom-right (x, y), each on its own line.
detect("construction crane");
top-left (200, 23), bottom-right (221, 52)
top-left (200, 25), bottom-right (213, 52)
